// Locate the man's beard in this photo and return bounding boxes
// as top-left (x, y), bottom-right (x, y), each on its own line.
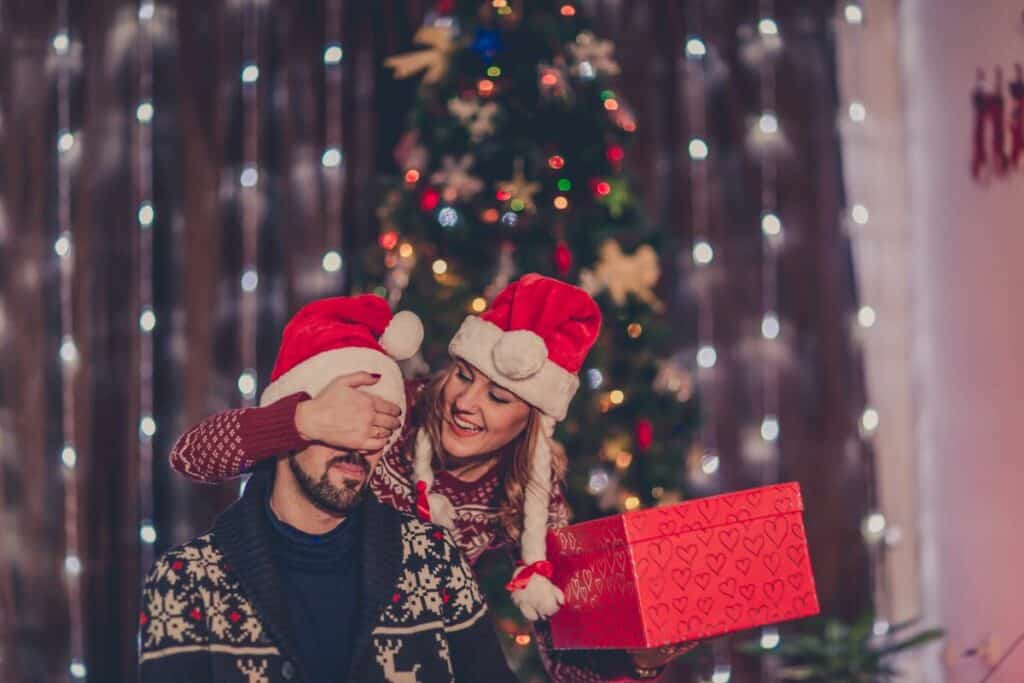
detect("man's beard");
top-left (287, 451), bottom-right (369, 515)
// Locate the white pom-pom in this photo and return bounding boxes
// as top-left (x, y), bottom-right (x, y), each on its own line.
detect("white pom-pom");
top-left (381, 310), bottom-right (424, 360)
top-left (492, 329), bottom-right (548, 379)
top-left (510, 572), bottom-right (565, 621)
top-left (428, 493), bottom-right (456, 530)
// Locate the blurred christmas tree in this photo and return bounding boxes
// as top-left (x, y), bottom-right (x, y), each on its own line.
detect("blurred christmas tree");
top-left (368, 0), bottom-right (701, 674)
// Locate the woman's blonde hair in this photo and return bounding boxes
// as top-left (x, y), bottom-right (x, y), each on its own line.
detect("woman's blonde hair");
top-left (408, 364), bottom-right (567, 540)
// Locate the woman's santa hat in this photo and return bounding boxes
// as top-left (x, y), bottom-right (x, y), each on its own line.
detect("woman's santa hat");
top-left (413, 273), bottom-right (602, 621)
top-left (260, 295), bottom-right (423, 449)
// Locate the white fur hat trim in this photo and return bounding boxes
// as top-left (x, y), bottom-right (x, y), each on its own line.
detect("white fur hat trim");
top-left (448, 317), bottom-right (579, 421)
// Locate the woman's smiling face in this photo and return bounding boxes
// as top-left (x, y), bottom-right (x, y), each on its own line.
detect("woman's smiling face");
top-left (439, 359), bottom-right (532, 459)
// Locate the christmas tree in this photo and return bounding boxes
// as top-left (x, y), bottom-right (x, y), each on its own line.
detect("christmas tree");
top-left (371, 0), bottom-right (700, 672)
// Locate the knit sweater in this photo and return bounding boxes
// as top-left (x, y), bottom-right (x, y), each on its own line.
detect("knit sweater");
top-left (168, 381), bottom-right (647, 682)
top-left (139, 467), bottom-right (518, 683)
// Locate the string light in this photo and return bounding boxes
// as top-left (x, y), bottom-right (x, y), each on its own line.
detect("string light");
top-left (54, 10), bottom-right (84, 676)
top-left (323, 43), bottom-right (343, 65)
top-left (321, 147), bottom-right (342, 168)
top-left (587, 368), bottom-right (604, 389)
top-left (139, 522), bottom-right (157, 545)
top-left (321, 0), bottom-right (346, 298)
top-left (136, 101), bottom-right (154, 123)
top-left (860, 407), bottom-right (879, 434)
top-left (239, 166), bottom-right (259, 188)
top-left (838, 0), bottom-right (892, 635)
top-left (700, 452), bottom-right (720, 474)
top-left (54, 233), bottom-right (72, 257)
top-left (760, 415), bottom-right (780, 442)
top-left (758, 111), bottom-right (779, 134)
top-left (134, 0), bottom-right (159, 582)
top-left (322, 250), bottom-right (343, 273)
top-left (237, 369), bottom-right (257, 399)
top-left (843, 3), bottom-right (864, 25)
top-left (137, 201), bottom-right (155, 227)
top-left (757, 18), bottom-right (778, 36)
top-left (471, 297), bottom-right (487, 313)
top-left (697, 345), bottom-right (717, 369)
top-left (58, 130), bottom-right (76, 154)
top-left (850, 203), bottom-right (869, 225)
top-left (240, 269), bottom-right (259, 292)
top-left (711, 664), bottom-right (732, 683)
top-left (139, 415), bottom-right (157, 438)
top-left (688, 138), bottom-right (709, 160)
top-left (848, 100), bottom-right (866, 122)
top-left (761, 312), bottom-right (781, 339)
top-left (139, 307), bottom-right (157, 332)
top-left (760, 626), bottom-right (781, 649)
top-left (62, 444), bottom-right (78, 469)
top-left (52, 30), bottom-right (70, 54)
top-left (761, 212), bottom-right (782, 237)
top-left (692, 240), bottom-right (714, 265)
top-left (609, 389), bottom-right (625, 405)
top-left (685, 37), bottom-right (707, 58)
top-left (432, 259), bottom-right (448, 275)
top-left (857, 305), bottom-right (877, 328)
top-left (241, 63), bottom-right (260, 83)
top-left (624, 496), bottom-right (641, 511)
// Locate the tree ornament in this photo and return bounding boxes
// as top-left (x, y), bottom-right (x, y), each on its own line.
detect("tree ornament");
top-left (431, 155), bottom-right (484, 200)
top-left (567, 31), bottom-right (621, 79)
top-left (470, 28), bottom-right (503, 62)
top-left (394, 131), bottom-right (429, 172)
top-left (597, 179), bottom-right (632, 218)
top-left (554, 240), bottom-right (573, 276)
top-left (448, 98), bottom-right (499, 141)
top-left (579, 240), bottom-right (663, 311)
top-left (419, 187), bottom-right (441, 212)
top-left (538, 61), bottom-right (571, 100)
top-left (384, 25), bottom-right (456, 84)
top-left (496, 160), bottom-right (541, 213)
top-left (635, 418), bottom-right (654, 451)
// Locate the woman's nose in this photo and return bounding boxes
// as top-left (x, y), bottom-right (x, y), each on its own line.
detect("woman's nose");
top-left (453, 381), bottom-right (486, 412)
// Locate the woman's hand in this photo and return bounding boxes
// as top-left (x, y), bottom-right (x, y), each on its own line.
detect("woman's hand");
top-left (627, 641), bottom-right (698, 678)
top-left (294, 372), bottom-right (403, 452)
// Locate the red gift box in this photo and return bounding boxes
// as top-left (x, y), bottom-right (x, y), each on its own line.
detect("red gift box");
top-left (547, 482), bottom-right (820, 649)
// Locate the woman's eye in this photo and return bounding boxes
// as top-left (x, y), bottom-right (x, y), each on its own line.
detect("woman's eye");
top-left (456, 370), bottom-right (471, 382)
top-left (489, 392), bottom-right (511, 404)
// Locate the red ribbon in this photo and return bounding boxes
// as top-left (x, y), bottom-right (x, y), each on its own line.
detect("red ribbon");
top-left (505, 560), bottom-right (554, 592)
top-left (415, 481), bottom-right (432, 523)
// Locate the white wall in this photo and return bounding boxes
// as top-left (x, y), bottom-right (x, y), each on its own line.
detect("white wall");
top-left (839, 1), bottom-right (1024, 680)
top-left (903, 1), bottom-right (1024, 681)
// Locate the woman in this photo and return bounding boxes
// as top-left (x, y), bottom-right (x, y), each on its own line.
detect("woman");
top-left (171, 274), bottom-right (692, 680)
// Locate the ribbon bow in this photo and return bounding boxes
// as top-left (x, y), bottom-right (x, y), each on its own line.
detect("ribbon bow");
top-left (415, 480), bottom-right (432, 523)
top-left (505, 560), bottom-right (554, 592)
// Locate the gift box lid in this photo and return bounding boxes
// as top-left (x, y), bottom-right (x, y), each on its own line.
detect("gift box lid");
top-left (549, 483), bottom-right (804, 557)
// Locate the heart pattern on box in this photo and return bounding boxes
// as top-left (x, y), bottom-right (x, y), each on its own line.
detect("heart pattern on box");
top-left (550, 482), bottom-right (818, 649)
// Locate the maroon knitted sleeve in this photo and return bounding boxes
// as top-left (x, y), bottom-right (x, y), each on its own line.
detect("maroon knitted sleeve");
top-left (168, 392), bottom-right (310, 483)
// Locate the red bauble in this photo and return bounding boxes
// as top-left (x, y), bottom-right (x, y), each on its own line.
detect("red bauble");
top-left (606, 145), bottom-right (625, 164)
top-left (420, 188), bottom-right (441, 212)
top-left (554, 240), bottom-right (573, 276)
top-left (635, 418), bottom-right (654, 451)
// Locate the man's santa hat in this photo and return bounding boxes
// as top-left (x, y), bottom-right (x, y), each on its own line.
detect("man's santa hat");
top-left (260, 294), bottom-right (423, 449)
top-left (412, 273), bottom-right (602, 621)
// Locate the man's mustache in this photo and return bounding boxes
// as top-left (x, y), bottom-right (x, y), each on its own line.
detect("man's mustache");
top-left (327, 451), bottom-right (369, 474)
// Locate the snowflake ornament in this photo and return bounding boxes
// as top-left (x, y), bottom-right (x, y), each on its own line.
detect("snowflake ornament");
top-left (384, 25), bottom-right (457, 84)
top-left (496, 160), bottom-right (541, 213)
top-left (431, 155), bottom-right (484, 201)
top-left (567, 31), bottom-right (621, 79)
top-left (448, 98), bottom-right (499, 142)
top-left (579, 240), bottom-right (663, 311)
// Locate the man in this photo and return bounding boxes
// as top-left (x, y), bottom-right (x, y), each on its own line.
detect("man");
top-left (139, 295), bottom-right (517, 683)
